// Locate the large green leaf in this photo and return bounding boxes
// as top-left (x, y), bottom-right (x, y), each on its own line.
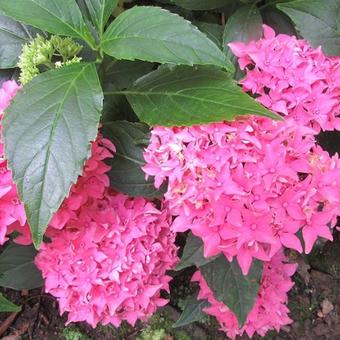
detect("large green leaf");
top-left (111, 65), bottom-right (279, 126)
top-left (84, 0), bottom-right (118, 35)
top-left (201, 255), bottom-right (263, 326)
top-left (101, 6), bottom-right (233, 71)
top-left (0, 0), bottom-right (95, 48)
top-left (0, 243), bottom-right (43, 290)
top-left (176, 233), bottom-right (217, 271)
top-left (173, 292), bottom-right (209, 328)
top-left (171, 0), bottom-right (232, 10)
top-left (102, 121), bottom-right (165, 197)
top-left (3, 63), bottom-right (103, 248)
top-left (0, 293), bottom-right (21, 312)
top-left (223, 5), bottom-right (263, 58)
top-left (277, 0), bottom-right (340, 55)
top-left (0, 14), bottom-right (41, 69)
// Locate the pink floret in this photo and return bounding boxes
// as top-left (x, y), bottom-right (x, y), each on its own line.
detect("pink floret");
top-left (0, 80), bottom-right (26, 245)
top-left (35, 193), bottom-right (178, 327)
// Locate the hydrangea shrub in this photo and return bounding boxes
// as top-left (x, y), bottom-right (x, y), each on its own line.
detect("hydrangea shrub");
top-left (0, 0), bottom-right (339, 338)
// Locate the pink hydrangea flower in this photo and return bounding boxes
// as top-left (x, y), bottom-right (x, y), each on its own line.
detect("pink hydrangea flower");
top-left (0, 80), bottom-right (26, 245)
top-left (229, 25), bottom-right (340, 133)
top-left (192, 251), bottom-right (297, 339)
top-left (36, 192), bottom-right (178, 328)
top-left (144, 118), bottom-right (339, 274)
top-left (143, 26), bottom-right (340, 275)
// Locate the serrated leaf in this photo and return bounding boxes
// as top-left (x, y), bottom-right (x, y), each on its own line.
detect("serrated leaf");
top-left (101, 6), bottom-right (233, 71)
top-left (171, 0), bottom-right (233, 10)
top-left (116, 65), bottom-right (279, 126)
top-left (102, 121), bottom-right (165, 197)
top-left (173, 292), bottom-right (209, 328)
top-left (0, 242), bottom-right (42, 290)
top-left (0, 0), bottom-right (95, 48)
top-left (277, 0), bottom-right (340, 56)
top-left (3, 63), bottom-right (103, 248)
top-left (0, 293), bottom-right (21, 312)
top-left (223, 5), bottom-right (263, 58)
top-left (176, 233), bottom-right (217, 271)
top-left (201, 255), bottom-right (263, 326)
top-left (84, 0), bottom-right (118, 34)
top-left (0, 14), bottom-right (41, 69)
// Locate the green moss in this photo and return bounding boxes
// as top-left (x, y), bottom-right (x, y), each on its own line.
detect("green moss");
top-left (137, 313), bottom-right (190, 340)
top-left (61, 326), bottom-right (90, 340)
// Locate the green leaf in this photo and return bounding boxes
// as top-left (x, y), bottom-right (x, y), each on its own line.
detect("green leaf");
top-left (261, 7), bottom-right (297, 36)
top-left (3, 63), bottom-right (103, 248)
top-left (101, 6), bottom-right (233, 71)
top-left (173, 292), bottom-right (209, 328)
top-left (116, 65), bottom-right (279, 126)
top-left (200, 255), bottom-right (263, 326)
top-left (102, 121), bottom-right (165, 197)
top-left (102, 59), bottom-right (154, 91)
top-left (0, 68), bottom-right (19, 86)
top-left (194, 21), bottom-right (223, 48)
top-left (223, 5), bottom-right (263, 58)
top-left (84, 0), bottom-right (118, 35)
top-left (171, 0), bottom-right (232, 10)
top-left (176, 233), bottom-right (217, 271)
top-left (0, 243), bottom-right (43, 290)
top-left (0, 0), bottom-right (95, 48)
top-left (277, 0), bottom-right (340, 56)
top-left (0, 293), bottom-right (21, 312)
top-left (0, 14), bottom-right (41, 69)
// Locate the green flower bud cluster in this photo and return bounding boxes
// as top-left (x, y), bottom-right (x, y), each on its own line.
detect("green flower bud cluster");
top-left (18, 35), bottom-right (83, 85)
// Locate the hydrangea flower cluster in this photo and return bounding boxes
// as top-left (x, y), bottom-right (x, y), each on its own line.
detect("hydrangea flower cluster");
top-left (36, 193), bottom-right (178, 327)
top-left (143, 27), bottom-right (340, 276)
top-left (0, 80), bottom-right (178, 328)
top-left (0, 80), bottom-right (27, 245)
top-left (192, 251), bottom-right (297, 339)
top-left (143, 26), bottom-right (340, 337)
top-left (229, 25), bottom-right (340, 133)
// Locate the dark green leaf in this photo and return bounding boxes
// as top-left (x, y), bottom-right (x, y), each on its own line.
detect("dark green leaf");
top-left (117, 65), bottom-right (279, 126)
top-left (0, 14), bottom-right (41, 69)
top-left (102, 121), bottom-right (165, 197)
top-left (176, 233), bottom-right (217, 271)
top-left (102, 59), bottom-right (154, 91)
top-left (101, 6), bottom-right (233, 71)
top-left (0, 243), bottom-right (43, 290)
top-left (84, 0), bottom-right (118, 35)
top-left (0, 68), bottom-right (19, 86)
top-left (201, 255), bottom-right (263, 326)
top-left (171, 0), bottom-right (233, 10)
top-left (3, 63), bottom-right (103, 248)
top-left (261, 7), bottom-right (297, 36)
top-left (194, 21), bottom-right (223, 48)
top-left (223, 5), bottom-right (263, 58)
top-left (0, 293), bottom-right (21, 312)
top-left (102, 92), bottom-right (137, 123)
top-left (0, 0), bottom-right (95, 48)
top-left (277, 0), bottom-right (340, 55)
top-left (173, 292), bottom-right (209, 328)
